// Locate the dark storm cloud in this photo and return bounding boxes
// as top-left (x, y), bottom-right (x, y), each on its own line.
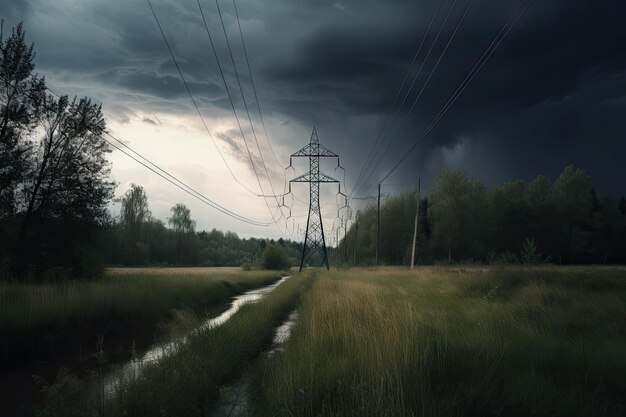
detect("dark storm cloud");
top-left (254, 0), bottom-right (626, 194)
top-left (94, 67), bottom-right (223, 101)
top-left (3, 0), bottom-right (625, 195)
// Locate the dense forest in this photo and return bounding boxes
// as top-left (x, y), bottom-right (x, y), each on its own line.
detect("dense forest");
top-left (340, 166), bottom-right (626, 265)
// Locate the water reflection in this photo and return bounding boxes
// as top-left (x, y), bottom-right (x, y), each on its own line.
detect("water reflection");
top-left (104, 276), bottom-right (290, 395)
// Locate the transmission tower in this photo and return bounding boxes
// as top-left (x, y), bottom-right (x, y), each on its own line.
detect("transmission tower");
top-left (289, 127), bottom-right (342, 271)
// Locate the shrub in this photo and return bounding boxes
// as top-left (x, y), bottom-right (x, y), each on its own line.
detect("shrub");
top-left (257, 244), bottom-right (292, 270)
top-left (520, 237), bottom-right (541, 264)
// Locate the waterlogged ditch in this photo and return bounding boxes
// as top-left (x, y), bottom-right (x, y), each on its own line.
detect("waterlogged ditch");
top-left (31, 272), bottom-right (311, 416)
top-left (103, 276), bottom-right (291, 396)
top-left (1, 274), bottom-right (287, 417)
top-left (211, 308), bottom-right (300, 417)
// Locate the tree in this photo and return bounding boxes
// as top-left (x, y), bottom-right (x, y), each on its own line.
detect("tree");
top-left (428, 170), bottom-right (476, 261)
top-left (0, 22), bottom-right (116, 279)
top-left (167, 203), bottom-right (196, 264)
top-left (14, 93), bottom-right (115, 276)
top-left (488, 180), bottom-right (528, 253)
top-left (258, 244), bottom-right (292, 270)
top-left (119, 184), bottom-right (151, 262)
top-left (592, 195), bottom-right (626, 263)
top-left (20, 95), bottom-right (113, 226)
top-left (0, 22), bottom-right (45, 219)
top-left (554, 165), bottom-right (593, 263)
top-left (520, 238), bottom-right (542, 264)
top-left (526, 175), bottom-right (558, 255)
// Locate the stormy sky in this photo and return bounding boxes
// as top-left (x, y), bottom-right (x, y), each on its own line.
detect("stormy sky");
top-left (2, 0), bottom-right (625, 240)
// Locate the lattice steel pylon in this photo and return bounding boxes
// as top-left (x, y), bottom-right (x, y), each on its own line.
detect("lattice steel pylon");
top-left (289, 127), bottom-right (340, 271)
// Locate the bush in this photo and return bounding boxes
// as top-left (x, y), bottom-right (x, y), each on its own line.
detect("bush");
top-left (520, 237), bottom-right (541, 264)
top-left (257, 244), bottom-right (292, 270)
top-left (240, 256), bottom-right (254, 271)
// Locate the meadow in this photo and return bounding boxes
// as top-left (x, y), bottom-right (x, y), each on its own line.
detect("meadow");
top-left (8, 266), bottom-right (626, 417)
top-left (0, 268), bottom-right (282, 367)
top-left (253, 266), bottom-right (626, 417)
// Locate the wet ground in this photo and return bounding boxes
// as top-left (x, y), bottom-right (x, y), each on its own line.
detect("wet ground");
top-left (0, 276), bottom-right (290, 417)
top-left (211, 309), bottom-right (300, 417)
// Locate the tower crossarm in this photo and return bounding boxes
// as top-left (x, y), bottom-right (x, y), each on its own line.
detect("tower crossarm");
top-left (291, 144), bottom-right (338, 158)
top-left (290, 171), bottom-right (339, 183)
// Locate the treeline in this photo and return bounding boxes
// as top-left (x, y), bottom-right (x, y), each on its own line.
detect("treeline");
top-left (104, 184), bottom-right (301, 268)
top-left (340, 165), bottom-right (626, 265)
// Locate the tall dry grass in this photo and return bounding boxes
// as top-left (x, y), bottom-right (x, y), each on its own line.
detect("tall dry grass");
top-left (253, 266), bottom-right (626, 417)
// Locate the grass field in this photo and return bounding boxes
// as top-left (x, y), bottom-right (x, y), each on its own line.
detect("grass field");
top-left (0, 268), bottom-right (283, 366)
top-left (253, 266), bottom-right (626, 417)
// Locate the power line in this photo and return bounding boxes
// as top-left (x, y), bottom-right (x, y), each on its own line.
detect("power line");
top-left (212, 0), bottom-right (286, 228)
top-left (146, 0), bottom-right (256, 195)
top-left (351, 0), bottom-right (533, 204)
top-left (231, 0), bottom-right (282, 172)
top-left (230, 0), bottom-right (305, 228)
top-left (29, 84), bottom-right (275, 227)
top-left (353, 0), bottom-right (474, 198)
top-left (349, 0), bottom-right (445, 197)
top-left (148, 0), bottom-right (285, 233)
top-left (195, 0), bottom-right (286, 232)
top-left (104, 137), bottom-right (272, 226)
top-left (378, 0), bottom-right (535, 184)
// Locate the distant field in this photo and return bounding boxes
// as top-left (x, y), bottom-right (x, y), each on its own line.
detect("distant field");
top-left (106, 266), bottom-right (245, 274)
top-left (254, 266), bottom-right (626, 417)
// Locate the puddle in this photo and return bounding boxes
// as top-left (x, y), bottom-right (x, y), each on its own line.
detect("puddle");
top-left (267, 310), bottom-right (299, 356)
top-left (211, 308), bottom-right (300, 417)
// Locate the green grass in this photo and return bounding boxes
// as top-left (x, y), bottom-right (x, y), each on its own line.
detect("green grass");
top-left (252, 266), bottom-right (626, 417)
top-left (36, 271), bottom-right (313, 417)
top-left (0, 269), bottom-right (282, 366)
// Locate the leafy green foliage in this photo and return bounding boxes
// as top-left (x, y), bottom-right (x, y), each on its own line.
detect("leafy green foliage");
top-left (1, 22), bottom-right (115, 280)
top-left (341, 166), bottom-right (626, 265)
top-left (258, 244), bottom-right (293, 270)
top-left (520, 237), bottom-right (542, 264)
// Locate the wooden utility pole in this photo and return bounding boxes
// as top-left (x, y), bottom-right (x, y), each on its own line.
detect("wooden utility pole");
top-left (410, 178), bottom-right (421, 269)
top-left (376, 183), bottom-right (381, 266)
top-left (336, 227), bottom-right (340, 267)
top-left (344, 220), bottom-right (348, 262)
top-left (354, 215), bottom-right (358, 265)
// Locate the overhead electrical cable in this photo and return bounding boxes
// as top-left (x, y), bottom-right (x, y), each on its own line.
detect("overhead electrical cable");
top-left (211, 0), bottom-right (287, 231)
top-left (146, 0), bottom-right (258, 195)
top-left (148, 0), bottom-right (285, 233)
top-left (349, 0), bottom-right (446, 198)
top-left (35, 84), bottom-right (274, 226)
top-left (378, 0), bottom-right (535, 184)
top-left (195, 0), bottom-right (287, 233)
top-left (213, 0), bottom-right (282, 201)
top-left (352, 0), bottom-right (475, 198)
top-left (231, 0), bottom-right (283, 172)
top-left (350, 0), bottom-right (534, 206)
